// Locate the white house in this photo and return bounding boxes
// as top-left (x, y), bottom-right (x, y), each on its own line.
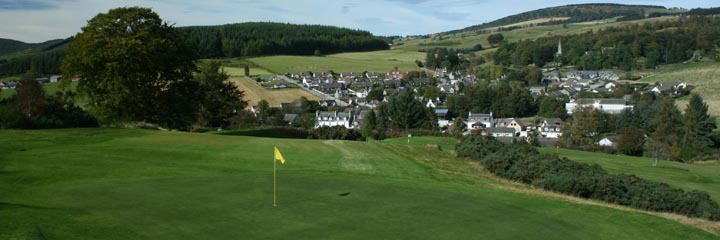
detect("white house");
top-left (487, 127), bottom-right (516, 138)
top-left (598, 136), bottom-right (619, 148)
top-left (495, 118), bottom-right (527, 137)
top-left (467, 112), bottom-right (493, 129)
top-left (651, 82), bottom-right (688, 95)
top-left (315, 111), bottom-right (353, 128)
top-left (540, 118), bottom-right (563, 138)
top-left (565, 98), bottom-right (634, 115)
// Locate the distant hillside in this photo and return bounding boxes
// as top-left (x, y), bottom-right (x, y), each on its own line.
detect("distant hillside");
top-left (446, 4), bottom-right (679, 34)
top-left (179, 22), bottom-right (389, 59)
top-left (0, 38), bottom-right (67, 57)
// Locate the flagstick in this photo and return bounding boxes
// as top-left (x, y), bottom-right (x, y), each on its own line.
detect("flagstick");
top-left (273, 151), bottom-right (277, 207)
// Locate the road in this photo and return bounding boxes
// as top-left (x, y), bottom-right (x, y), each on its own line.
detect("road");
top-left (276, 75), bottom-right (349, 107)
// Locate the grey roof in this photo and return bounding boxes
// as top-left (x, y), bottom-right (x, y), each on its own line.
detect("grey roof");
top-left (544, 118), bottom-right (563, 126)
top-left (435, 108), bottom-right (449, 116)
top-left (575, 98), bottom-right (627, 105)
top-left (318, 111), bottom-right (335, 118)
top-left (603, 135), bottom-right (620, 142)
top-left (487, 128), bottom-right (516, 134)
top-left (283, 114), bottom-right (299, 122)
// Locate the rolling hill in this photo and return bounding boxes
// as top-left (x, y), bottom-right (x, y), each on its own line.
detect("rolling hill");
top-left (0, 129), bottom-right (718, 239)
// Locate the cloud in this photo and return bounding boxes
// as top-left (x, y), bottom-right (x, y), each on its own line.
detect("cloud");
top-left (341, 3), bottom-right (356, 14)
top-left (0, 0), bottom-right (58, 10)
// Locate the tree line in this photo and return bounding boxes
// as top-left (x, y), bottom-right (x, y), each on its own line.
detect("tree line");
top-left (493, 16), bottom-right (720, 70)
top-left (180, 22), bottom-right (389, 58)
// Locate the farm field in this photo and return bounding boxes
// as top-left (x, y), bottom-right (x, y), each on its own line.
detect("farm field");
top-left (1, 128), bottom-right (718, 239)
top-left (222, 66), bottom-right (273, 76)
top-left (538, 147), bottom-right (720, 202)
top-left (228, 77), bottom-right (319, 107)
top-left (394, 16), bottom-right (678, 53)
top-left (247, 50), bottom-right (425, 74)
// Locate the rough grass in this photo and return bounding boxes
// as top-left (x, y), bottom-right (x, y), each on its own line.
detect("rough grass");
top-left (538, 147), bottom-right (720, 202)
top-left (228, 77), bottom-right (319, 107)
top-left (639, 61), bottom-right (720, 116)
top-left (0, 129), bottom-right (718, 239)
top-left (247, 50), bottom-right (424, 74)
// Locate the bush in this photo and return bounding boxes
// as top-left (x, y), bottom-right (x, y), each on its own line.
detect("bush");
top-left (456, 134), bottom-right (720, 221)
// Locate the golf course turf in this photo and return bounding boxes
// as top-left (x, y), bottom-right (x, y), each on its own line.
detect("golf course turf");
top-left (1, 129), bottom-right (717, 239)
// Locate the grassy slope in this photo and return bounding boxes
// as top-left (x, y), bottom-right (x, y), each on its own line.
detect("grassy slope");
top-left (0, 130), bottom-right (717, 239)
top-left (639, 61), bottom-right (720, 116)
top-left (394, 16), bottom-right (678, 53)
top-left (228, 77), bottom-right (319, 107)
top-left (247, 50), bottom-right (425, 74)
top-left (538, 147), bottom-right (720, 202)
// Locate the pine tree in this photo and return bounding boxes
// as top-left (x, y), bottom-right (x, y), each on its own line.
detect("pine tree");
top-left (649, 96), bottom-right (683, 160)
top-left (681, 94), bottom-right (716, 159)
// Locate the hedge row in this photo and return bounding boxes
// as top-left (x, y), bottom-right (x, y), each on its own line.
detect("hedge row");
top-left (456, 135), bottom-right (720, 221)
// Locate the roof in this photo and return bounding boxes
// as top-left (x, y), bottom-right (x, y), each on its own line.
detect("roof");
top-left (575, 98), bottom-right (627, 105)
top-left (318, 111), bottom-right (336, 118)
top-left (283, 114), bottom-right (299, 122)
top-left (487, 128), bottom-right (516, 134)
top-left (544, 118), bottom-right (563, 126)
top-left (435, 108), bottom-right (449, 116)
top-left (602, 136), bottom-right (620, 142)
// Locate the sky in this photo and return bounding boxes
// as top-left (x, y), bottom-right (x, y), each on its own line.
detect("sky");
top-left (0, 0), bottom-right (717, 43)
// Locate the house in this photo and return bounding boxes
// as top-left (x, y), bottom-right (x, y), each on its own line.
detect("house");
top-left (598, 136), bottom-right (619, 148)
top-left (283, 114), bottom-right (299, 125)
top-left (320, 100), bottom-right (337, 107)
top-left (410, 78), bottom-right (432, 86)
top-left (605, 82), bottom-right (617, 91)
top-left (438, 84), bottom-right (455, 94)
top-left (387, 69), bottom-right (406, 79)
top-left (651, 82), bottom-right (688, 95)
top-left (486, 127), bottom-right (516, 138)
top-left (540, 118), bottom-right (563, 138)
top-left (318, 82), bottom-right (345, 92)
top-left (434, 108), bottom-right (449, 120)
top-left (495, 118), bottom-right (526, 137)
top-left (467, 112), bottom-right (493, 129)
top-left (315, 111), bottom-right (353, 128)
top-left (35, 77), bottom-right (50, 84)
top-left (565, 98), bottom-right (633, 115)
top-left (50, 75), bottom-right (62, 83)
top-left (426, 99), bottom-right (437, 108)
top-left (568, 71), bottom-right (599, 80)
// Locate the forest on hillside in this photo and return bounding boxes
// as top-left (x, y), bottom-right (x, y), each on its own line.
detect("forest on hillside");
top-left (180, 22), bottom-right (389, 58)
top-left (0, 23), bottom-right (388, 77)
top-left (493, 16), bottom-right (720, 70)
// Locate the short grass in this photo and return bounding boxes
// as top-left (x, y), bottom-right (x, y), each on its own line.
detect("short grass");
top-left (0, 129), bottom-right (717, 239)
top-left (247, 50), bottom-right (425, 74)
top-left (639, 61), bottom-right (720, 116)
top-left (538, 147), bottom-right (720, 202)
top-left (229, 77), bottom-right (319, 107)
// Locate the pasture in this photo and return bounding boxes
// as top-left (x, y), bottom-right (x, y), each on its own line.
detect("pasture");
top-left (0, 129), bottom-right (718, 239)
top-left (640, 61), bottom-right (720, 116)
top-left (246, 50), bottom-right (424, 74)
top-left (228, 77), bottom-right (319, 107)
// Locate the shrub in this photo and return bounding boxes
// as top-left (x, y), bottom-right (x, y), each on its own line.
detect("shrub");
top-left (456, 134), bottom-right (720, 221)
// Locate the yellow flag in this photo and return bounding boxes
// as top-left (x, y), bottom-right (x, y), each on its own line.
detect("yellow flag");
top-left (274, 146), bottom-right (286, 164)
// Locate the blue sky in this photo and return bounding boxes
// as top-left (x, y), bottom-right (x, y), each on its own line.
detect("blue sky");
top-left (0, 0), bottom-right (717, 42)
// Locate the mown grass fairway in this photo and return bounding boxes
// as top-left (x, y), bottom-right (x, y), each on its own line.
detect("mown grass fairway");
top-left (538, 147), bottom-right (720, 202)
top-left (247, 50), bottom-right (424, 74)
top-left (228, 77), bottom-right (319, 107)
top-left (1, 129), bottom-right (718, 239)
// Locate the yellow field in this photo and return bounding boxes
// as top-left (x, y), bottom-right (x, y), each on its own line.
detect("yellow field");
top-left (228, 77), bottom-right (319, 107)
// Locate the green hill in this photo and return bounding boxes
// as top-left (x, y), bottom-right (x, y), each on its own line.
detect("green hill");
top-left (0, 38), bottom-right (66, 57)
top-left (444, 3), bottom-right (681, 34)
top-left (0, 129), bottom-right (717, 239)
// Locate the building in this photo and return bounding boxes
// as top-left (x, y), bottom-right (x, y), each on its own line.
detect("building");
top-left (598, 136), bottom-right (619, 148)
top-left (651, 82), bottom-right (688, 95)
top-left (540, 118), bottom-right (563, 138)
top-left (283, 114), bottom-right (299, 125)
top-left (487, 127), bottom-right (516, 138)
top-left (565, 98), bottom-right (634, 115)
top-left (467, 112), bottom-right (493, 129)
top-left (495, 118), bottom-right (527, 137)
top-left (315, 111), bottom-right (353, 128)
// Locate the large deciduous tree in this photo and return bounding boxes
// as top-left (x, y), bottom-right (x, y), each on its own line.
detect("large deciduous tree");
top-left (195, 61), bottom-right (247, 128)
top-left (61, 7), bottom-right (198, 129)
